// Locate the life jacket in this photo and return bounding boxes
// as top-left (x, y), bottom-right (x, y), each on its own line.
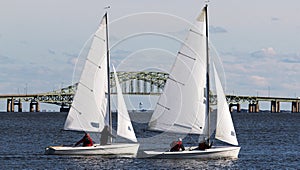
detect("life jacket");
top-left (198, 141), bottom-right (210, 150)
top-left (83, 135), bottom-right (93, 146)
top-left (175, 141), bottom-right (183, 150)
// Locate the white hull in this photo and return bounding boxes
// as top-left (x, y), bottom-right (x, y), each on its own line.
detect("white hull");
top-left (142, 146), bottom-right (240, 159)
top-left (45, 143), bottom-right (139, 157)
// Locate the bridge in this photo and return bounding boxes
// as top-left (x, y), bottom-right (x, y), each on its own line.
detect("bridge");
top-left (226, 95), bottom-right (300, 113)
top-left (0, 72), bottom-right (168, 112)
top-left (0, 71), bottom-right (299, 113)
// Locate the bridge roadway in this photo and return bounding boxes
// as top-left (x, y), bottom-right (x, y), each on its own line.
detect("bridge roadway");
top-left (0, 72), bottom-right (299, 112)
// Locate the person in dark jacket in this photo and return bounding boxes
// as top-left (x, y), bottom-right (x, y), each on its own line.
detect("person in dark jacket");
top-left (75, 132), bottom-right (93, 147)
top-left (195, 137), bottom-right (212, 150)
top-left (100, 125), bottom-right (115, 145)
top-left (170, 138), bottom-right (185, 152)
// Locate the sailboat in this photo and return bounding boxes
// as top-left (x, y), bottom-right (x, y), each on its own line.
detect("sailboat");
top-left (45, 13), bottom-right (139, 157)
top-left (144, 5), bottom-right (240, 159)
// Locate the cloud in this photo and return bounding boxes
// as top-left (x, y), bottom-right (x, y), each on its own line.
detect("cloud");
top-left (209, 26), bottom-right (228, 34)
top-left (219, 47), bottom-right (300, 97)
top-left (68, 57), bottom-right (78, 65)
top-left (0, 54), bottom-right (14, 64)
top-left (282, 82), bottom-right (300, 91)
top-left (262, 47), bottom-right (276, 56)
top-left (167, 29), bottom-right (189, 39)
top-left (48, 49), bottom-right (56, 55)
top-left (251, 47), bottom-right (276, 58)
top-left (225, 63), bottom-right (249, 73)
top-left (62, 52), bottom-right (77, 58)
top-left (271, 17), bottom-right (280, 21)
top-left (280, 54), bottom-right (300, 63)
top-left (19, 40), bottom-right (29, 45)
top-left (250, 75), bottom-right (269, 87)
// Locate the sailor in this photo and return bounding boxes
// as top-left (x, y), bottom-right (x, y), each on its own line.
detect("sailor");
top-left (74, 132), bottom-right (93, 147)
top-left (196, 137), bottom-right (212, 150)
top-left (170, 138), bottom-right (185, 152)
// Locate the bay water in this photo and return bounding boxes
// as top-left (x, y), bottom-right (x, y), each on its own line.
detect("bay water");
top-left (0, 111), bottom-right (299, 169)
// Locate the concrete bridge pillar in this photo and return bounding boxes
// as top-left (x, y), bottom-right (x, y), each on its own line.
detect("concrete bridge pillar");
top-left (122, 82), bottom-right (126, 93)
top-left (150, 81), bottom-right (154, 93)
top-left (30, 102), bottom-right (34, 112)
top-left (229, 103), bottom-right (241, 112)
top-left (136, 80), bottom-right (140, 93)
top-left (60, 104), bottom-right (70, 112)
top-left (7, 99), bottom-right (12, 112)
top-left (248, 104), bottom-right (254, 113)
top-left (130, 80), bottom-right (134, 94)
top-left (292, 101), bottom-right (299, 113)
top-left (18, 101), bottom-right (23, 112)
top-left (30, 101), bottom-right (40, 112)
top-left (248, 102), bottom-right (259, 113)
top-left (6, 99), bottom-right (24, 112)
top-left (10, 99), bottom-right (15, 112)
top-left (144, 81), bottom-right (147, 93)
top-left (13, 99), bottom-right (22, 112)
top-left (255, 102), bottom-right (260, 113)
top-left (271, 101), bottom-right (280, 113)
top-left (271, 101), bottom-right (276, 112)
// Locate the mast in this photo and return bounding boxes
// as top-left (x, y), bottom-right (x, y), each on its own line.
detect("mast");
top-left (204, 4), bottom-right (210, 143)
top-left (105, 12), bottom-right (112, 143)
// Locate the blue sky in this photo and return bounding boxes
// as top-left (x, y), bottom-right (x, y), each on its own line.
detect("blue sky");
top-left (0, 0), bottom-right (299, 110)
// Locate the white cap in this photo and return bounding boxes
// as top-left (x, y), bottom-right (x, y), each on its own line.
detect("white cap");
top-left (178, 138), bottom-right (182, 141)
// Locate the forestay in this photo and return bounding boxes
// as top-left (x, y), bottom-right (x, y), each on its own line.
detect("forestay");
top-left (148, 8), bottom-right (208, 135)
top-left (64, 15), bottom-right (108, 132)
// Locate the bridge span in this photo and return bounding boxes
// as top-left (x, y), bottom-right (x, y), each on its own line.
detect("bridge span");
top-left (0, 72), bottom-right (299, 113)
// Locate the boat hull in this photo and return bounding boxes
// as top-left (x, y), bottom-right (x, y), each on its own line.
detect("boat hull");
top-left (142, 146), bottom-right (240, 159)
top-left (45, 143), bottom-right (139, 157)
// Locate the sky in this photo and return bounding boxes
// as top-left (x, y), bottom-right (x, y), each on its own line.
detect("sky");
top-left (0, 0), bottom-right (300, 110)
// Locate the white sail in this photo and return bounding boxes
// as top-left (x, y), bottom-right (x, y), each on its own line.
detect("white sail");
top-left (113, 66), bottom-right (137, 142)
top-left (213, 64), bottom-right (239, 146)
top-left (148, 8), bottom-right (208, 134)
top-left (64, 15), bottom-right (108, 132)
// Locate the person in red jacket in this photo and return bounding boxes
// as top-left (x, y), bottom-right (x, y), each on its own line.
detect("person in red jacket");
top-left (74, 132), bottom-right (93, 147)
top-left (170, 138), bottom-right (185, 152)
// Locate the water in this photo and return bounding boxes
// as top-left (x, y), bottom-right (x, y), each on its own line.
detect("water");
top-left (0, 111), bottom-right (299, 169)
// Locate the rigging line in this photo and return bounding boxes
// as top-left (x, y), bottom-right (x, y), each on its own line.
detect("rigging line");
top-left (157, 103), bottom-right (170, 110)
top-left (173, 123), bottom-right (192, 130)
top-left (71, 105), bottom-right (104, 133)
top-left (190, 29), bottom-right (204, 37)
top-left (69, 105), bottom-right (86, 133)
top-left (71, 105), bottom-right (83, 115)
top-left (86, 58), bottom-right (102, 69)
top-left (178, 51), bottom-right (196, 61)
top-left (94, 34), bottom-right (106, 42)
top-left (168, 77), bottom-right (185, 86)
top-left (78, 81), bottom-right (93, 92)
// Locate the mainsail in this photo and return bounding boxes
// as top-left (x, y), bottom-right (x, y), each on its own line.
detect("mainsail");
top-left (148, 6), bottom-right (239, 146)
top-left (148, 8), bottom-right (208, 134)
top-left (64, 15), bottom-right (108, 132)
top-left (113, 66), bottom-right (137, 142)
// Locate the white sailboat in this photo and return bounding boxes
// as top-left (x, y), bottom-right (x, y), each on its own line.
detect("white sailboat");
top-left (45, 13), bottom-right (139, 157)
top-left (144, 5), bottom-right (240, 159)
